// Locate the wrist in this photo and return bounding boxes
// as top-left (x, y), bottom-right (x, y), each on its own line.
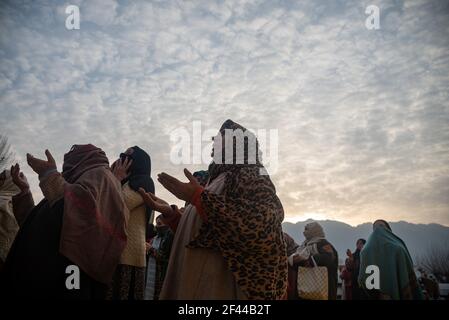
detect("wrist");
top-left (164, 204), bottom-right (178, 216)
top-left (38, 168), bottom-right (58, 181)
top-left (191, 187), bottom-right (207, 222)
top-left (190, 186), bottom-right (204, 204)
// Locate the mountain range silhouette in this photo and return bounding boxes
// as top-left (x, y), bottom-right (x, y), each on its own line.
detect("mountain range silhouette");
top-left (282, 219), bottom-right (449, 264)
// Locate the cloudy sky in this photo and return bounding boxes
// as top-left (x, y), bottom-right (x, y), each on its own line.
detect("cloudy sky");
top-left (1, 0), bottom-right (448, 226)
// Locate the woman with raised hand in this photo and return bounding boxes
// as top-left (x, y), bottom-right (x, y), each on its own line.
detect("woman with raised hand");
top-left (0, 145), bottom-right (128, 299)
top-left (139, 119), bottom-right (287, 300)
top-left (107, 146), bottom-right (155, 300)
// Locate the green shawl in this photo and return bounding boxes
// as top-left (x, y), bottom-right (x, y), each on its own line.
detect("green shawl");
top-left (358, 226), bottom-right (423, 300)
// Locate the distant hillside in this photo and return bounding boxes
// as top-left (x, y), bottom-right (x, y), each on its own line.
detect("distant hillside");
top-left (282, 219), bottom-right (449, 264)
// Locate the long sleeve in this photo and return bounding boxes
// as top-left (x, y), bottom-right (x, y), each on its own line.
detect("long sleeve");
top-left (11, 191), bottom-right (35, 227)
top-left (39, 172), bottom-right (65, 206)
top-left (122, 183), bottom-right (144, 211)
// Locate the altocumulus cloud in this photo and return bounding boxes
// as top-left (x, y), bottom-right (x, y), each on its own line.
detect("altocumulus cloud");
top-left (0, 0), bottom-right (448, 226)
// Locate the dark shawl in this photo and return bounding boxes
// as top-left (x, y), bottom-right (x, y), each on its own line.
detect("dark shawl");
top-left (351, 248), bottom-right (363, 299)
top-left (120, 146), bottom-right (154, 194)
top-left (1, 200), bottom-right (108, 299)
top-left (120, 146), bottom-right (155, 224)
top-left (359, 226), bottom-right (423, 300)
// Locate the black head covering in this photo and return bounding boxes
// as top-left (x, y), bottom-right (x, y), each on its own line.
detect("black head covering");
top-left (120, 146), bottom-right (155, 228)
top-left (120, 146), bottom-right (155, 194)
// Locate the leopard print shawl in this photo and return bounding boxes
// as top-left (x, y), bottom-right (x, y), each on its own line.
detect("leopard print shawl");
top-left (187, 163), bottom-right (288, 300)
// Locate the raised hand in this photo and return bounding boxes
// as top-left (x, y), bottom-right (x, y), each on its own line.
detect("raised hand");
top-left (27, 149), bottom-right (57, 176)
top-left (10, 163), bottom-right (30, 193)
top-left (157, 168), bottom-right (200, 202)
top-left (138, 188), bottom-right (173, 216)
top-left (112, 157), bottom-right (133, 182)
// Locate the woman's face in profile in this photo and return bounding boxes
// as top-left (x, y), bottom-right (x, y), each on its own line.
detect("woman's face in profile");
top-left (303, 225), bottom-right (309, 238)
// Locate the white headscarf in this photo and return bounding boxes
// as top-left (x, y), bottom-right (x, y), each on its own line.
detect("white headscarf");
top-left (0, 169), bottom-right (21, 261)
top-left (288, 221), bottom-right (326, 266)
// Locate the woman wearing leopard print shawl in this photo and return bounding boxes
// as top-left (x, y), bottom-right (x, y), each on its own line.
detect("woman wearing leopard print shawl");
top-left (139, 119), bottom-right (288, 300)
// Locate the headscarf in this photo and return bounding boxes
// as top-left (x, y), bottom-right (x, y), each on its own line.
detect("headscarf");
top-left (373, 219), bottom-right (392, 232)
top-left (0, 170), bottom-right (21, 261)
top-left (120, 146), bottom-right (155, 224)
top-left (189, 119), bottom-right (287, 300)
top-left (120, 146), bottom-right (154, 194)
top-left (208, 119), bottom-right (263, 181)
top-left (61, 144), bottom-right (129, 284)
top-left (289, 221), bottom-right (326, 262)
top-left (303, 221), bottom-right (325, 241)
top-left (358, 224), bottom-right (423, 300)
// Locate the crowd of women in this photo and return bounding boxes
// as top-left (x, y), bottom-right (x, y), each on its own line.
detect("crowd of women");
top-left (0, 119), bottom-right (425, 300)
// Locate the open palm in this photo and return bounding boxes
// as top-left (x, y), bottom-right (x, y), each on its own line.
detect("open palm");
top-left (138, 188), bottom-right (173, 216)
top-left (10, 163), bottom-right (29, 193)
top-left (27, 149), bottom-right (57, 176)
top-left (157, 168), bottom-right (200, 202)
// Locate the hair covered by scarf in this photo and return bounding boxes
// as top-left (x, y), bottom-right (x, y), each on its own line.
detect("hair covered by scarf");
top-left (120, 146), bottom-right (155, 225)
top-left (303, 221), bottom-right (325, 241)
top-left (289, 221), bottom-right (326, 263)
top-left (60, 144), bottom-right (129, 284)
top-left (188, 119), bottom-right (287, 300)
top-left (359, 225), bottom-right (423, 300)
top-left (208, 119), bottom-right (263, 179)
top-left (120, 146), bottom-right (154, 194)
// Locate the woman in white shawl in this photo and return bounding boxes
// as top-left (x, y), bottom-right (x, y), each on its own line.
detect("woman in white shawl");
top-left (288, 221), bottom-right (339, 299)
